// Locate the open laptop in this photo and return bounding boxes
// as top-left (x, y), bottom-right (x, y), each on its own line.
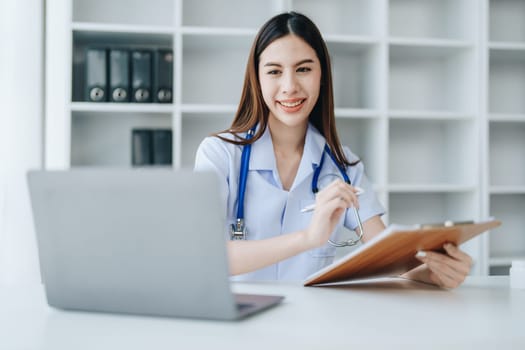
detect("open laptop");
top-left (27, 169), bottom-right (283, 320)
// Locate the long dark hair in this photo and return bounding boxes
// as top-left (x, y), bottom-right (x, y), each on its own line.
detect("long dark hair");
top-left (214, 11), bottom-right (354, 167)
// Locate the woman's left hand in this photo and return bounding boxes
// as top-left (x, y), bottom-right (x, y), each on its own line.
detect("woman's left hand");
top-left (411, 243), bottom-right (473, 289)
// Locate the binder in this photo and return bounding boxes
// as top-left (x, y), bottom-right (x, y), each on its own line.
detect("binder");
top-left (303, 219), bottom-right (501, 286)
top-left (131, 50), bottom-right (152, 103)
top-left (85, 48), bottom-right (107, 102)
top-left (153, 49), bottom-right (173, 103)
top-left (109, 49), bottom-right (130, 102)
top-left (131, 129), bottom-right (152, 166)
top-left (152, 129), bottom-right (173, 165)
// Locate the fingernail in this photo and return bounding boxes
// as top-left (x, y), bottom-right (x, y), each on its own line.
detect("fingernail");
top-left (416, 251), bottom-right (426, 258)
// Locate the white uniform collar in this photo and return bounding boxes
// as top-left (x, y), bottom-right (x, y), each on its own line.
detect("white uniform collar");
top-left (249, 123), bottom-right (326, 189)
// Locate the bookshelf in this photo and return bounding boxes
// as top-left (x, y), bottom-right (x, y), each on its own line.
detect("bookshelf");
top-left (45, 0), bottom-right (525, 275)
top-left (484, 0), bottom-right (525, 275)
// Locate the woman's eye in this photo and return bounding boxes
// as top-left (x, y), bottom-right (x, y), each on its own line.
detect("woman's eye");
top-left (267, 70), bottom-right (280, 75)
top-left (297, 66), bottom-right (311, 73)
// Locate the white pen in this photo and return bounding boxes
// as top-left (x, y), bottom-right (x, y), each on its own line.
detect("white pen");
top-left (300, 187), bottom-right (365, 213)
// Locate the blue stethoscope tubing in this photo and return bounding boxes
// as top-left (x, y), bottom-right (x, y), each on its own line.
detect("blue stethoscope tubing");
top-left (236, 128), bottom-right (255, 222)
top-left (231, 127), bottom-right (365, 247)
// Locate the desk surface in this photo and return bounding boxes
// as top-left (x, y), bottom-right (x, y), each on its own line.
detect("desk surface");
top-left (1, 276), bottom-right (524, 349)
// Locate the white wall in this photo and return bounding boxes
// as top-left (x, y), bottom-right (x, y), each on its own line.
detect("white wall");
top-left (0, 0), bottom-right (44, 285)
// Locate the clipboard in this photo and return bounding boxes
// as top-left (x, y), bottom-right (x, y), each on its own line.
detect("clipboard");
top-left (303, 219), bottom-right (501, 286)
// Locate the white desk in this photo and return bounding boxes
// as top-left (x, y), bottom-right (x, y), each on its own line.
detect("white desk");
top-left (1, 276), bottom-right (524, 349)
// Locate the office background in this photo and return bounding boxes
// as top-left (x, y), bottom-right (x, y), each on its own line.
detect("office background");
top-left (1, 0), bottom-right (525, 286)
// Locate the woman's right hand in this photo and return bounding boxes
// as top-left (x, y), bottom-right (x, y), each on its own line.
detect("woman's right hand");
top-left (303, 179), bottom-right (360, 249)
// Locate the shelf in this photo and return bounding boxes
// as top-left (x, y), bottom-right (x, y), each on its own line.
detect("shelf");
top-left (490, 256), bottom-right (525, 267)
top-left (489, 0), bottom-right (525, 43)
top-left (489, 122), bottom-right (525, 187)
top-left (182, 0), bottom-right (277, 29)
top-left (489, 42), bottom-right (525, 51)
top-left (489, 193), bottom-right (525, 261)
top-left (390, 42), bottom-right (473, 59)
top-left (180, 27), bottom-right (257, 36)
top-left (389, 119), bottom-right (477, 186)
top-left (72, 22), bottom-right (174, 36)
top-left (490, 186), bottom-right (525, 195)
top-left (334, 108), bottom-right (381, 119)
top-left (71, 102), bottom-right (173, 114)
top-left (388, 184), bottom-right (477, 193)
top-left (389, 37), bottom-right (473, 50)
top-left (291, 0), bottom-right (382, 37)
top-left (324, 34), bottom-right (380, 45)
top-left (389, 110), bottom-right (475, 120)
top-left (389, 0), bottom-right (476, 41)
top-left (489, 113), bottom-right (525, 122)
top-left (389, 45), bottom-right (475, 112)
top-left (73, 0), bottom-right (175, 27)
top-left (72, 28), bottom-right (173, 48)
top-left (181, 104), bottom-right (238, 114)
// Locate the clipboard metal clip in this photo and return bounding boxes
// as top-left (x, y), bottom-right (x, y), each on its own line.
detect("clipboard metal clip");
top-left (419, 220), bottom-right (474, 229)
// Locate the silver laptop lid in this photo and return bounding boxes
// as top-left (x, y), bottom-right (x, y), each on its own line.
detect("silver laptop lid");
top-left (28, 169), bottom-right (242, 320)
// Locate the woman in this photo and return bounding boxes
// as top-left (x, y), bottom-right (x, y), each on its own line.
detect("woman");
top-left (195, 12), bottom-right (472, 288)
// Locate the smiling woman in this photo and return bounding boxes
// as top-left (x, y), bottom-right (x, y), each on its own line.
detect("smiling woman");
top-left (194, 12), bottom-right (473, 289)
top-left (195, 12), bottom-right (384, 281)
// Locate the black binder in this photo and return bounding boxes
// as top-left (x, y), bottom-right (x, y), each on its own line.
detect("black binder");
top-left (109, 49), bottom-right (130, 102)
top-left (131, 50), bottom-right (152, 103)
top-left (85, 48), bottom-right (107, 102)
top-left (131, 129), bottom-right (153, 166)
top-left (152, 129), bottom-right (173, 165)
top-left (153, 49), bottom-right (173, 103)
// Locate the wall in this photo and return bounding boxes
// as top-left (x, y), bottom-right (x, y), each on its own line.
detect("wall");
top-left (0, 0), bottom-right (44, 285)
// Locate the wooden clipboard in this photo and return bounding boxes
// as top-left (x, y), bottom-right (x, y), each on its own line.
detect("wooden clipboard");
top-left (303, 219), bottom-right (501, 286)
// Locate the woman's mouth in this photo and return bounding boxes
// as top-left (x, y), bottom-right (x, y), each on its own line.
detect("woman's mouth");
top-left (278, 99), bottom-right (306, 112)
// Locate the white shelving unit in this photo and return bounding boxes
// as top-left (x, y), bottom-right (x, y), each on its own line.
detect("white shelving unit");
top-left (45, 0), bottom-right (525, 275)
top-left (484, 0), bottom-right (525, 275)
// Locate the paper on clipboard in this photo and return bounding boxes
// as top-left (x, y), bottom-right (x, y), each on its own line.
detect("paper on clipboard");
top-left (303, 219), bottom-right (501, 286)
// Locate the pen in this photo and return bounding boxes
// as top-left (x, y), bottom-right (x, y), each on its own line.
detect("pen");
top-left (300, 187), bottom-right (365, 213)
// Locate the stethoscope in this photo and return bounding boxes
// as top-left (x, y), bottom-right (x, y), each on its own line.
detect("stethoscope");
top-left (230, 127), bottom-right (365, 247)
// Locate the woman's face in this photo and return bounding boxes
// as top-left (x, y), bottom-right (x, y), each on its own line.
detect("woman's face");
top-left (258, 35), bottom-right (321, 130)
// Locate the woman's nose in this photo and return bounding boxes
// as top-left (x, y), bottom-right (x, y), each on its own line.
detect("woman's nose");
top-left (281, 72), bottom-right (299, 94)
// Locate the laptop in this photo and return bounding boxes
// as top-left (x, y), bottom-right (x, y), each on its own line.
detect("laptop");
top-left (27, 169), bottom-right (283, 320)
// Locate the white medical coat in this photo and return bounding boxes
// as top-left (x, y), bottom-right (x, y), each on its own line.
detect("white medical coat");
top-left (194, 123), bottom-right (385, 281)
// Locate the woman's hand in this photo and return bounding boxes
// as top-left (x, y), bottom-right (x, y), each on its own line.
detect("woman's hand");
top-left (303, 179), bottom-right (359, 249)
top-left (408, 243), bottom-right (473, 289)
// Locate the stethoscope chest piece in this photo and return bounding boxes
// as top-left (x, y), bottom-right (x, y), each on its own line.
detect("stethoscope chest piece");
top-left (230, 218), bottom-right (247, 240)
